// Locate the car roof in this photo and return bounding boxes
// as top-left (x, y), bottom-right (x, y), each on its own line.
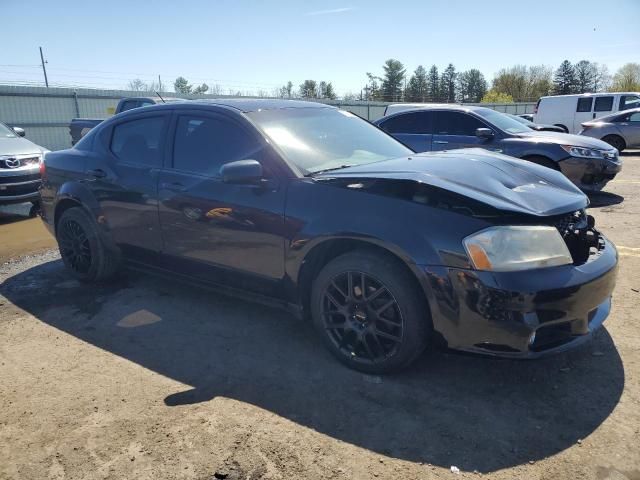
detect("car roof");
top-left (382, 104), bottom-right (496, 118)
top-left (182, 98), bottom-right (333, 112)
top-left (540, 92), bottom-right (640, 99)
top-left (592, 106), bottom-right (640, 121)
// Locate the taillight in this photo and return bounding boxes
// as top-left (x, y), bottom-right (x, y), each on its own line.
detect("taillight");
top-left (39, 156), bottom-right (46, 179)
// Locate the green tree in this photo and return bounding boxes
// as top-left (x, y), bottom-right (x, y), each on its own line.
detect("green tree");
top-left (193, 83), bottom-right (209, 94)
top-left (611, 63), bottom-right (640, 91)
top-left (299, 80), bottom-right (318, 98)
top-left (323, 82), bottom-right (337, 100)
top-left (593, 64), bottom-right (611, 92)
top-left (481, 90), bottom-right (514, 103)
top-left (427, 65), bottom-right (440, 102)
top-left (574, 60), bottom-right (597, 93)
top-left (553, 60), bottom-right (577, 95)
top-left (380, 59), bottom-right (406, 102)
top-left (492, 65), bottom-right (528, 101)
top-left (174, 76), bottom-right (192, 94)
top-left (440, 64), bottom-right (458, 103)
top-left (457, 69), bottom-right (487, 103)
top-left (364, 72), bottom-right (381, 100)
top-left (405, 65), bottom-right (429, 102)
top-left (279, 81), bottom-right (294, 98)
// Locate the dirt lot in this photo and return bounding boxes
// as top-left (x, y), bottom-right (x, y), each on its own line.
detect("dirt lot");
top-left (1, 153), bottom-right (639, 480)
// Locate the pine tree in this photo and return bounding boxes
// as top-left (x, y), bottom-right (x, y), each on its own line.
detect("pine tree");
top-left (380, 59), bottom-right (406, 102)
top-left (440, 64), bottom-right (458, 103)
top-left (553, 60), bottom-right (577, 95)
top-left (405, 65), bottom-right (428, 102)
top-left (427, 65), bottom-right (439, 102)
top-left (574, 60), bottom-right (597, 93)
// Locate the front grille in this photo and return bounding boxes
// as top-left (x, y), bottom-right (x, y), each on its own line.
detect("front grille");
top-left (0, 173), bottom-right (40, 185)
top-left (553, 209), bottom-right (587, 236)
top-left (0, 156), bottom-right (40, 169)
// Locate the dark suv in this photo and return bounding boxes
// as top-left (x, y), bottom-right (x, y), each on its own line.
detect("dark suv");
top-left (40, 100), bottom-right (617, 373)
top-left (375, 105), bottom-right (622, 191)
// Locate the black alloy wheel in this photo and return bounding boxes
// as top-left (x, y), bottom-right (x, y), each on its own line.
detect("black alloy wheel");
top-left (311, 250), bottom-right (430, 373)
top-left (321, 270), bottom-right (404, 365)
top-left (58, 218), bottom-right (92, 274)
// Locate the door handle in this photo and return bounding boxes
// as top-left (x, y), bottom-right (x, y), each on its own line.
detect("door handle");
top-left (433, 140), bottom-right (449, 144)
top-left (160, 181), bottom-right (187, 192)
top-left (87, 168), bottom-right (106, 178)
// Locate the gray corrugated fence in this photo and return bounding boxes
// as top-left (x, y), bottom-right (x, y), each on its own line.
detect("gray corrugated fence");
top-left (0, 85), bottom-right (535, 151)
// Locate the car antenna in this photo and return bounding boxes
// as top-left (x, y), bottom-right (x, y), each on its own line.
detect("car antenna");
top-left (155, 91), bottom-right (166, 104)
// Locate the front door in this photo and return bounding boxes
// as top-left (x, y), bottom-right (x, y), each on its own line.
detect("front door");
top-left (157, 110), bottom-right (286, 295)
top-left (379, 110), bottom-right (434, 152)
top-left (617, 111), bottom-right (640, 146)
top-left (87, 112), bottom-right (169, 255)
top-left (431, 111), bottom-right (496, 151)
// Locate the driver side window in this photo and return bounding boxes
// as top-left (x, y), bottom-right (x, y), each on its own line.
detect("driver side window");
top-left (172, 115), bottom-right (263, 177)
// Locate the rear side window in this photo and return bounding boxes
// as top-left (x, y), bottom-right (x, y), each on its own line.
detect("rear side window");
top-left (594, 96), bottom-right (614, 112)
top-left (379, 111), bottom-right (433, 134)
top-left (620, 95), bottom-right (640, 111)
top-left (172, 115), bottom-right (261, 176)
top-left (576, 97), bottom-right (593, 112)
top-left (629, 112), bottom-right (640, 122)
top-left (434, 112), bottom-right (485, 136)
top-left (110, 116), bottom-right (165, 166)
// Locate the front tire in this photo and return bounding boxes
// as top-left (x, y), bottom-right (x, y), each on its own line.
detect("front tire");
top-left (311, 250), bottom-right (431, 373)
top-left (56, 207), bottom-right (120, 282)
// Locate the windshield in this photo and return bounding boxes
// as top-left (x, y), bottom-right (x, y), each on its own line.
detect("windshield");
top-left (246, 108), bottom-right (412, 174)
top-left (0, 123), bottom-right (17, 138)
top-left (475, 109), bottom-right (532, 134)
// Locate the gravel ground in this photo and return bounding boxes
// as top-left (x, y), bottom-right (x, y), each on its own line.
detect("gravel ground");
top-left (1, 152), bottom-right (639, 480)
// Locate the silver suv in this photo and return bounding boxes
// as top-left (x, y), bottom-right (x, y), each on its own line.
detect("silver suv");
top-left (0, 123), bottom-right (48, 208)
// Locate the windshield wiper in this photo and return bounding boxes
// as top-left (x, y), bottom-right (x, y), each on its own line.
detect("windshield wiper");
top-left (305, 165), bottom-right (352, 177)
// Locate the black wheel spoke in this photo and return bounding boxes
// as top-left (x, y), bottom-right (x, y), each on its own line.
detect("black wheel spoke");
top-left (58, 218), bottom-right (92, 275)
top-left (321, 270), bottom-right (404, 365)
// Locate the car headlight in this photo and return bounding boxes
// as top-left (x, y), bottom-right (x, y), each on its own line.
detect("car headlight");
top-left (561, 145), bottom-right (606, 159)
top-left (463, 226), bottom-right (572, 272)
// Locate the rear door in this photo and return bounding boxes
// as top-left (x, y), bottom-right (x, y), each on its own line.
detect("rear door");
top-left (431, 111), bottom-right (492, 151)
top-left (377, 111), bottom-right (433, 152)
top-left (87, 112), bottom-right (169, 256)
top-left (157, 109), bottom-right (286, 295)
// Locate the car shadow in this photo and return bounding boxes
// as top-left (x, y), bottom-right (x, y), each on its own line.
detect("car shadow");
top-left (588, 191), bottom-right (625, 208)
top-left (1, 259), bottom-right (625, 473)
top-left (0, 203), bottom-right (37, 225)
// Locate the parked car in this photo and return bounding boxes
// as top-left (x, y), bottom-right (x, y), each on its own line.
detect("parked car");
top-left (40, 99), bottom-right (617, 373)
top-left (69, 96), bottom-right (177, 145)
top-left (507, 113), bottom-right (566, 133)
top-left (375, 105), bottom-right (621, 191)
top-left (534, 92), bottom-right (640, 134)
top-left (0, 122), bottom-right (48, 211)
top-left (579, 107), bottom-right (640, 152)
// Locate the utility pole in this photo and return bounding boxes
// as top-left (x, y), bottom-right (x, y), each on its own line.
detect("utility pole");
top-left (39, 47), bottom-right (49, 87)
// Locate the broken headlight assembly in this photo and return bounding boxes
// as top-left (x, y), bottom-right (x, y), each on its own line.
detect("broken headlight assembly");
top-left (463, 226), bottom-right (572, 272)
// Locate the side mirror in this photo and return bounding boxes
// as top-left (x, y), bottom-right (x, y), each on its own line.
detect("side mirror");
top-left (12, 126), bottom-right (25, 137)
top-left (476, 128), bottom-right (494, 139)
top-left (220, 159), bottom-right (263, 185)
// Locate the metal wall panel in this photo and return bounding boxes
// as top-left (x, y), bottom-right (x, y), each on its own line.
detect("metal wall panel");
top-left (0, 85), bottom-right (536, 151)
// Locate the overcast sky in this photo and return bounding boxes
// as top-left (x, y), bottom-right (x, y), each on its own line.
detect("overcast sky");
top-left (2, 0), bottom-right (639, 95)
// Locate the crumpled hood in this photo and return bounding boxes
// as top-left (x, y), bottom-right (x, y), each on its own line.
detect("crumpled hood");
top-left (316, 148), bottom-right (588, 216)
top-left (514, 130), bottom-right (614, 150)
top-left (0, 136), bottom-right (46, 156)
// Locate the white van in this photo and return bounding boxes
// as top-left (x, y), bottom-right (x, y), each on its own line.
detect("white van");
top-left (534, 92), bottom-right (640, 134)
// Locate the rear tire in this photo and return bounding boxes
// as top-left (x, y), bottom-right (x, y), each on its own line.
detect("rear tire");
top-left (602, 135), bottom-right (626, 152)
top-left (310, 250), bottom-right (431, 373)
top-left (523, 155), bottom-right (559, 171)
top-left (56, 207), bottom-right (120, 282)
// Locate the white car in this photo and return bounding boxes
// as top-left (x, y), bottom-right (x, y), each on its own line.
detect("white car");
top-left (534, 92), bottom-right (640, 134)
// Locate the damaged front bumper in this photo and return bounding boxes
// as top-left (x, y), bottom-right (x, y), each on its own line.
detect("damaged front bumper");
top-left (419, 236), bottom-right (618, 358)
top-left (559, 154), bottom-right (622, 192)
